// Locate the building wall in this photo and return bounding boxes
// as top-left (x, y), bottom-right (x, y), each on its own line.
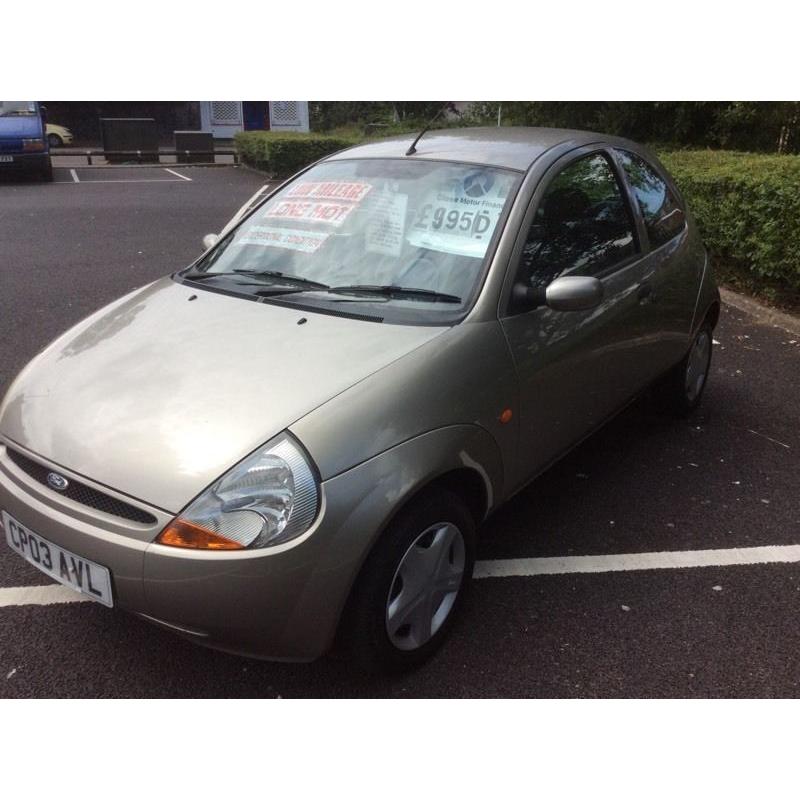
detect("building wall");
top-left (200, 101), bottom-right (245, 139)
top-left (199, 101), bottom-right (310, 138)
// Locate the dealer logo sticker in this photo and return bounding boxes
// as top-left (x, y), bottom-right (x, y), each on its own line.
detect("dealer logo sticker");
top-left (46, 472), bottom-right (69, 491)
top-left (463, 171), bottom-right (495, 198)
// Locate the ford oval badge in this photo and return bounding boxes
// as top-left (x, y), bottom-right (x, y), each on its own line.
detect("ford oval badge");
top-left (46, 472), bottom-right (69, 491)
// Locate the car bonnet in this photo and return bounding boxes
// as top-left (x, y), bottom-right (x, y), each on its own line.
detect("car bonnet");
top-left (0, 278), bottom-right (446, 513)
top-left (0, 114), bottom-right (42, 141)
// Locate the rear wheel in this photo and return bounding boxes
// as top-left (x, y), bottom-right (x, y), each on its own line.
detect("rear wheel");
top-left (341, 489), bottom-right (475, 673)
top-left (660, 323), bottom-right (713, 416)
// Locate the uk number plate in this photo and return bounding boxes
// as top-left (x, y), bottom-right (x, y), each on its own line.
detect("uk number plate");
top-left (2, 510), bottom-right (114, 607)
top-left (0, 155), bottom-right (14, 163)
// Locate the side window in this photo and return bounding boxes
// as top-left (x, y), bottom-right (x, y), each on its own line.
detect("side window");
top-left (616, 150), bottom-right (685, 249)
top-left (517, 153), bottom-right (637, 291)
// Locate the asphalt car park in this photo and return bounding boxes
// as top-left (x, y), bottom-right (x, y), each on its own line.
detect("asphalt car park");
top-left (1, 164), bottom-right (799, 697)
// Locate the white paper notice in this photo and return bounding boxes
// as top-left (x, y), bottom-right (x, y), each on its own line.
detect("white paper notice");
top-left (237, 225), bottom-right (329, 253)
top-left (365, 192), bottom-right (408, 257)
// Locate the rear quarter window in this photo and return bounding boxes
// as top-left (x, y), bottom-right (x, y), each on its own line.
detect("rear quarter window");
top-left (616, 150), bottom-right (685, 249)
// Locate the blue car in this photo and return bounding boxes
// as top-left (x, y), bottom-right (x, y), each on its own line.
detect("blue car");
top-left (0, 101), bottom-right (52, 181)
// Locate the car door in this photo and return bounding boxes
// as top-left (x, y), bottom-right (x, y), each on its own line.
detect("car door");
top-left (499, 147), bottom-right (657, 489)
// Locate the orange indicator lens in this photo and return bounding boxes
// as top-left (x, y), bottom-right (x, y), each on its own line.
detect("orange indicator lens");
top-left (156, 518), bottom-right (244, 550)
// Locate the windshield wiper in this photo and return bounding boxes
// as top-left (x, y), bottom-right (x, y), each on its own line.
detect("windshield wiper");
top-left (180, 272), bottom-right (461, 304)
top-left (327, 284), bottom-right (462, 304)
top-left (181, 270), bottom-right (227, 281)
top-left (232, 269), bottom-right (330, 291)
top-left (181, 269), bottom-right (329, 294)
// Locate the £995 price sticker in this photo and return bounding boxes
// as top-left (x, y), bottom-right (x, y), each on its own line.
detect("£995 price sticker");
top-left (407, 171), bottom-right (508, 258)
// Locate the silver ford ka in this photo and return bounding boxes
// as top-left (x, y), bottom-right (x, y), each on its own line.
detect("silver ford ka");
top-left (0, 128), bottom-right (719, 670)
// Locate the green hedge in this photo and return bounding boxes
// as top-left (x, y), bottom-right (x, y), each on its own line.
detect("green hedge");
top-left (659, 150), bottom-right (800, 293)
top-left (234, 131), bottom-right (359, 177)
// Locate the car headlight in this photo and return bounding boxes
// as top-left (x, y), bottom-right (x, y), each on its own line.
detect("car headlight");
top-left (23, 138), bottom-right (45, 152)
top-left (156, 433), bottom-right (319, 551)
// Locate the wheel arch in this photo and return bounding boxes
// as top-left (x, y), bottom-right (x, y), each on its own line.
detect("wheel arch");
top-left (390, 465), bottom-right (490, 528)
top-left (350, 424), bottom-right (502, 556)
top-left (323, 424), bottom-right (502, 652)
top-left (332, 463), bottom-right (489, 658)
top-left (690, 249), bottom-right (721, 336)
top-left (703, 298), bottom-right (721, 329)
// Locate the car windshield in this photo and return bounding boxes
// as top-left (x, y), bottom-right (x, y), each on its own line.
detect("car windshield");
top-left (0, 101), bottom-right (38, 117)
top-left (185, 158), bottom-right (521, 324)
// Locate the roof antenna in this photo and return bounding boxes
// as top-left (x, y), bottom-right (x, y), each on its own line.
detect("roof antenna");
top-left (405, 107), bottom-right (446, 156)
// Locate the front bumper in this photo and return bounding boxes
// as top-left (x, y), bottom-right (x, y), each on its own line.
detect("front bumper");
top-left (0, 438), bottom-right (393, 661)
top-left (0, 152), bottom-right (49, 175)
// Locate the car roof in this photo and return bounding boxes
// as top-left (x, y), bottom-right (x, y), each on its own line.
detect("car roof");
top-left (325, 126), bottom-right (639, 172)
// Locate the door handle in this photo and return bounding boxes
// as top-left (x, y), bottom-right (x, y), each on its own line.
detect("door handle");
top-left (637, 283), bottom-right (654, 304)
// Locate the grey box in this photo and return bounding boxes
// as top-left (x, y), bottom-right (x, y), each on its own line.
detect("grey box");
top-left (101, 118), bottom-right (158, 163)
top-left (174, 131), bottom-right (214, 164)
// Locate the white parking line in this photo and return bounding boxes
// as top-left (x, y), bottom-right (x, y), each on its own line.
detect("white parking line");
top-left (80, 179), bottom-right (186, 184)
top-left (0, 585), bottom-right (89, 608)
top-left (473, 543), bottom-right (800, 578)
top-left (69, 168), bottom-right (79, 183)
top-left (52, 178), bottom-right (187, 185)
top-left (163, 167), bottom-right (192, 181)
top-left (4, 542), bottom-right (800, 609)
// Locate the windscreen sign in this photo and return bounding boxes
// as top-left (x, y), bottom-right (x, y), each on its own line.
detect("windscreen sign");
top-left (407, 170), bottom-right (507, 258)
top-left (250, 181), bottom-right (374, 253)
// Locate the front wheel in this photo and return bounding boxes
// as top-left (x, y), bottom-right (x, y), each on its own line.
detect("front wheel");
top-left (659, 323), bottom-right (713, 416)
top-left (47, 133), bottom-right (62, 148)
top-left (340, 489), bottom-right (475, 673)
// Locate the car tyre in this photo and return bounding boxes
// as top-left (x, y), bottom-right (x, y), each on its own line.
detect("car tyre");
top-left (47, 133), bottom-right (62, 148)
top-left (340, 488), bottom-right (475, 673)
top-left (660, 322), bottom-right (713, 416)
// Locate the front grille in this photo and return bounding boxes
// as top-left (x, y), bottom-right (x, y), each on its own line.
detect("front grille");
top-left (6, 448), bottom-right (157, 525)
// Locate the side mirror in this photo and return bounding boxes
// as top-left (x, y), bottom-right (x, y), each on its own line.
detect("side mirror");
top-left (545, 275), bottom-right (603, 311)
top-left (512, 275), bottom-right (603, 312)
top-left (202, 233), bottom-right (220, 251)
